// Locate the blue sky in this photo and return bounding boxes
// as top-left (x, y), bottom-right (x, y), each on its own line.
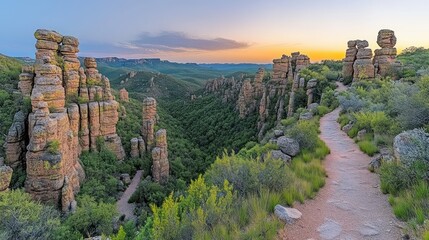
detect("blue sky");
top-left (1, 0), bottom-right (429, 63)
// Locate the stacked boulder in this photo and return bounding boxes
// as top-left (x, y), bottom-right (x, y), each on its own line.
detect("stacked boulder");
top-left (342, 29), bottom-right (400, 81)
top-left (374, 29), bottom-right (401, 77)
top-left (18, 66), bottom-right (34, 96)
top-left (266, 130), bottom-right (300, 163)
top-left (353, 40), bottom-right (375, 80)
top-left (5, 29), bottom-right (125, 211)
top-left (342, 40), bottom-right (358, 80)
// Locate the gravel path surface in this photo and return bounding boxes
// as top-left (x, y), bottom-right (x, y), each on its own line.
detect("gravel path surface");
top-left (116, 170), bottom-right (143, 221)
top-left (279, 82), bottom-right (403, 239)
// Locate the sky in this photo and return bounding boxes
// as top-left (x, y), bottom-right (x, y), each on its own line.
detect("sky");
top-left (1, 0), bottom-right (429, 63)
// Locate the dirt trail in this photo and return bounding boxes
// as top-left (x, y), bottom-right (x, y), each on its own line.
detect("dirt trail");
top-left (116, 170), bottom-right (143, 221)
top-left (280, 83), bottom-right (402, 240)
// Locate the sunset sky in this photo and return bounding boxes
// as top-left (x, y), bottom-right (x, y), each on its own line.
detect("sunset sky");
top-left (1, 0), bottom-right (429, 63)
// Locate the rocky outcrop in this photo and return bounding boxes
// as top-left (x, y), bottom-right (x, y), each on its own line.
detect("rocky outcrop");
top-left (277, 136), bottom-right (300, 157)
top-left (374, 29), bottom-right (401, 77)
top-left (152, 129), bottom-right (169, 183)
top-left (393, 129), bottom-right (429, 166)
top-left (142, 97), bottom-right (157, 151)
top-left (353, 40), bottom-right (375, 80)
top-left (119, 88), bottom-right (129, 102)
top-left (268, 150), bottom-right (291, 163)
top-left (342, 40), bottom-right (358, 80)
top-left (5, 29), bottom-right (125, 211)
top-left (342, 29), bottom-right (401, 81)
top-left (205, 52), bottom-right (312, 140)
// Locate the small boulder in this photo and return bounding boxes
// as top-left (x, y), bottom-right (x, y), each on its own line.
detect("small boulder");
top-left (393, 129), bottom-right (429, 166)
top-left (299, 111), bottom-right (313, 120)
top-left (342, 123), bottom-right (353, 133)
top-left (277, 137), bottom-right (300, 156)
top-left (268, 138), bottom-right (277, 145)
top-left (307, 103), bottom-right (319, 113)
top-left (357, 129), bottom-right (367, 141)
top-left (268, 150), bottom-right (291, 163)
top-left (274, 130), bottom-right (284, 138)
top-left (274, 205), bottom-right (302, 224)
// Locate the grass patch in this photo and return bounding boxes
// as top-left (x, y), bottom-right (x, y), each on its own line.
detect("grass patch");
top-left (357, 140), bottom-right (378, 156)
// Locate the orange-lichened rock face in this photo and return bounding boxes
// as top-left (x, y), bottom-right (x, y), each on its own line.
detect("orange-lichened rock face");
top-left (3, 29), bottom-right (125, 211)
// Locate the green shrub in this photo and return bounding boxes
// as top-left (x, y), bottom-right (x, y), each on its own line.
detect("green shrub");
top-left (337, 114), bottom-right (350, 128)
top-left (316, 105), bottom-right (330, 116)
top-left (281, 117), bottom-right (297, 127)
top-left (347, 126), bottom-right (359, 138)
top-left (286, 119), bottom-right (319, 150)
top-left (357, 140), bottom-right (378, 156)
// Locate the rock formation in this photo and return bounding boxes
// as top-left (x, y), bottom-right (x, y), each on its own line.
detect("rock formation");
top-left (5, 29), bottom-right (125, 211)
top-left (374, 29), bottom-right (401, 77)
top-left (342, 29), bottom-right (400, 81)
top-left (130, 97), bottom-right (169, 183)
top-left (5, 111), bottom-right (27, 169)
top-left (306, 79), bottom-right (318, 106)
top-left (205, 52), bottom-right (312, 140)
top-left (342, 40), bottom-right (358, 80)
top-left (119, 88), bottom-right (129, 102)
top-left (142, 97), bottom-right (157, 150)
top-left (18, 66), bottom-right (34, 96)
top-left (152, 129), bottom-right (169, 183)
top-left (353, 40), bottom-right (375, 80)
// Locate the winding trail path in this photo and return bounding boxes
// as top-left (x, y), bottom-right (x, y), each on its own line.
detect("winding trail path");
top-left (116, 170), bottom-right (143, 221)
top-left (280, 83), bottom-right (402, 239)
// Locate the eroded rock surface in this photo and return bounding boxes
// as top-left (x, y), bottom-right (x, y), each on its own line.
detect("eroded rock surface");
top-left (5, 29), bottom-right (125, 210)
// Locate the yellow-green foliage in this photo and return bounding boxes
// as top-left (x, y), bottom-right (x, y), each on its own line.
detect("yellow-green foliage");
top-left (138, 137), bottom-right (330, 239)
top-left (47, 140), bottom-right (60, 154)
top-left (357, 140), bottom-right (378, 156)
top-left (353, 111), bottom-right (391, 134)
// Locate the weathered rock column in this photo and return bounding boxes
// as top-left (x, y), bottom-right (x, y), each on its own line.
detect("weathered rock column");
top-left (61, 36), bottom-right (80, 98)
top-left (287, 74), bottom-right (300, 117)
top-left (374, 29), bottom-right (400, 77)
top-left (306, 79), bottom-right (318, 106)
top-left (142, 97), bottom-right (157, 150)
top-left (353, 40), bottom-right (375, 80)
top-left (119, 88), bottom-right (129, 102)
top-left (130, 138), bottom-right (139, 158)
top-left (18, 66), bottom-right (34, 96)
top-left (342, 40), bottom-right (358, 80)
top-left (5, 111), bottom-right (27, 169)
top-left (151, 129), bottom-right (169, 183)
